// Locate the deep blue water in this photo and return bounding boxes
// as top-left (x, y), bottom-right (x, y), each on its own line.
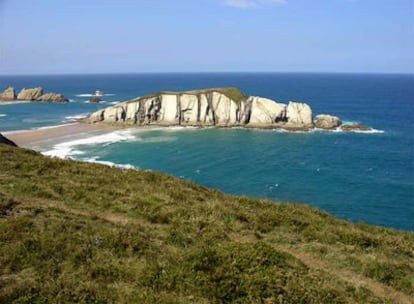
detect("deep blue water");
top-left (0, 73), bottom-right (413, 230)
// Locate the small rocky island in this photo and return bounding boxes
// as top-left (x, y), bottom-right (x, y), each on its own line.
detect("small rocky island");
top-left (89, 96), bottom-right (102, 103)
top-left (86, 87), bottom-right (369, 131)
top-left (0, 86), bottom-right (68, 102)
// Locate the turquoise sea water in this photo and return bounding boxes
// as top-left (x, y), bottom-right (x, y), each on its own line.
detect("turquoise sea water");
top-left (0, 73), bottom-right (413, 230)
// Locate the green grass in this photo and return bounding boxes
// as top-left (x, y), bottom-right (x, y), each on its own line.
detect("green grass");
top-left (127, 87), bottom-right (248, 104)
top-left (0, 144), bottom-right (413, 303)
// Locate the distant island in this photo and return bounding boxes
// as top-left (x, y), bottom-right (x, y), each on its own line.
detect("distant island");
top-left (85, 87), bottom-right (370, 131)
top-left (0, 86), bottom-right (68, 102)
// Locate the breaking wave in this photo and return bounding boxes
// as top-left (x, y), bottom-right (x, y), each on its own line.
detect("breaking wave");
top-left (42, 129), bottom-right (136, 158)
top-left (64, 114), bottom-right (89, 121)
top-left (83, 157), bottom-right (136, 170)
top-left (75, 93), bottom-right (116, 97)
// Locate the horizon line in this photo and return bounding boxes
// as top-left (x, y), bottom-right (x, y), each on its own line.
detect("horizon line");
top-left (1, 71), bottom-right (413, 77)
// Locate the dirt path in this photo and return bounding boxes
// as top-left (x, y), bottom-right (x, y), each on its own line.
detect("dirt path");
top-left (229, 233), bottom-right (413, 304)
top-left (273, 245), bottom-right (413, 304)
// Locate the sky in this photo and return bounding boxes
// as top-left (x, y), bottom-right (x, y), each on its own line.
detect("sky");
top-left (0, 0), bottom-right (413, 75)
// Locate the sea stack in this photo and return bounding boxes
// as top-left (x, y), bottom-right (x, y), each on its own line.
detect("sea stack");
top-left (37, 93), bottom-right (69, 102)
top-left (17, 87), bottom-right (44, 100)
top-left (315, 114), bottom-right (342, 129)
top-left (85, 87), bottom-right (374, 132)
top-left (86, 87), bottom-right (314, 130)
top-left (0, 86), bottom-right (69, 102)
top-left (0, 87), bottom-right (16, 100)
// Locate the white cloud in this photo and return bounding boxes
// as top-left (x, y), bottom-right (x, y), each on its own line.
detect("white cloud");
top-left (262, 0), bottom-right (288, 4)
top-left (223, 0), bottom-right (287, 9)
top-left (223, 0), bottom-right (258, 9)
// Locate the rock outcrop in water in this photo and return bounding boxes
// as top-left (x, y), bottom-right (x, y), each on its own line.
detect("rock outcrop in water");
top-left (315, 114), bottom-right (342, 129)
top-left (340, 124), bottom-right (372, 131)
top-left (0, 86), bottom-right (68, 102)
top-left (17, 88), bottom-right (69, 102)
top-left (87, 88), bottom-right (315, 130)
top-left (37, 93), bottom-right (69, 102)
top-left (86, 87), bottom-right (375, 131)
top-left (17, 87), bottom-right (44, 100)
top-left (0, 87), bottom-right (16, 100)
top-left (89, 96), bottom-right (102, 103)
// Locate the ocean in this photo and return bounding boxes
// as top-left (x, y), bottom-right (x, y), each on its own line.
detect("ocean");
top-left (0, 73), bottom-right (413, 231)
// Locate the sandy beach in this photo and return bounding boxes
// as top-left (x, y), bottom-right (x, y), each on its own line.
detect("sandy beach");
top-left (4, 123), bottom-right (115, 148)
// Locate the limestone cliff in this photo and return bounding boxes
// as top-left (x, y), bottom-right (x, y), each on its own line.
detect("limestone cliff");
top-left (87, 88), bottom-right (314, 130)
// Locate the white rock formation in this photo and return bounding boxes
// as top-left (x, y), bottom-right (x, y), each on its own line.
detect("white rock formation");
top-left (315, 114), bottom-right (342, 129)
top-left (285, 102), bottom-right (313, 128)
top-left (248, 96), bottom-right (286, 125)
top-left (87, 88), bottom-right (316, 130)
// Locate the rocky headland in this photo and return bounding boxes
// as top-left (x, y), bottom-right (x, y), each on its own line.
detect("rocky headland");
top-left (86, 87), bottom-right (370, 131)
top-left (0, 86), bottom-right (68, 102)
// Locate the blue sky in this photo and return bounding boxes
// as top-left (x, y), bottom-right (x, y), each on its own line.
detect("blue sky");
top-left (0, 0), bottom-right (413, 74)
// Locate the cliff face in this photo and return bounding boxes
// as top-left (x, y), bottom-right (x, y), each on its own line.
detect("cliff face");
top-left (87, 88), bottom-right (313, 129)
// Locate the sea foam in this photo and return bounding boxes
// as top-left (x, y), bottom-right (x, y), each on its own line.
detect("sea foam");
top-left (42, 129), bottom-right (136, 158)
top-left (36, 123), bottom-right (78, 131)
top-left (83, 157), bottom-right (136, 170)
top-left (64, 114), bottom-right (89, 121)
top-left (349, 128), bottom-right (384, 134)
top-left (76, 93), bottom-right (116, 97)
top-left (330, 127), bottom-right (385, 134)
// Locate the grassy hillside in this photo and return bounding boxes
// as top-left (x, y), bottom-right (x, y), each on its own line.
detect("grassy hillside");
top-left (126, 87), bottom-right (248, 104)
top-left (0, 144), bottom-right (413, 303)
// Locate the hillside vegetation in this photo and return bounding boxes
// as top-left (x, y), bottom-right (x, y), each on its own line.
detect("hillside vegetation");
top-left (0, 145), bottom-right (413, 303)
top-left (127, 87), bottom-right (248, 104)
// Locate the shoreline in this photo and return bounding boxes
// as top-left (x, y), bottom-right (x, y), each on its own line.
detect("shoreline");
top-left (4, 121), bottom-right (384, 150)
top-left (4, 122), bottom-right (119, 149)
top-left (0, 100), bottom-right (31, 105)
